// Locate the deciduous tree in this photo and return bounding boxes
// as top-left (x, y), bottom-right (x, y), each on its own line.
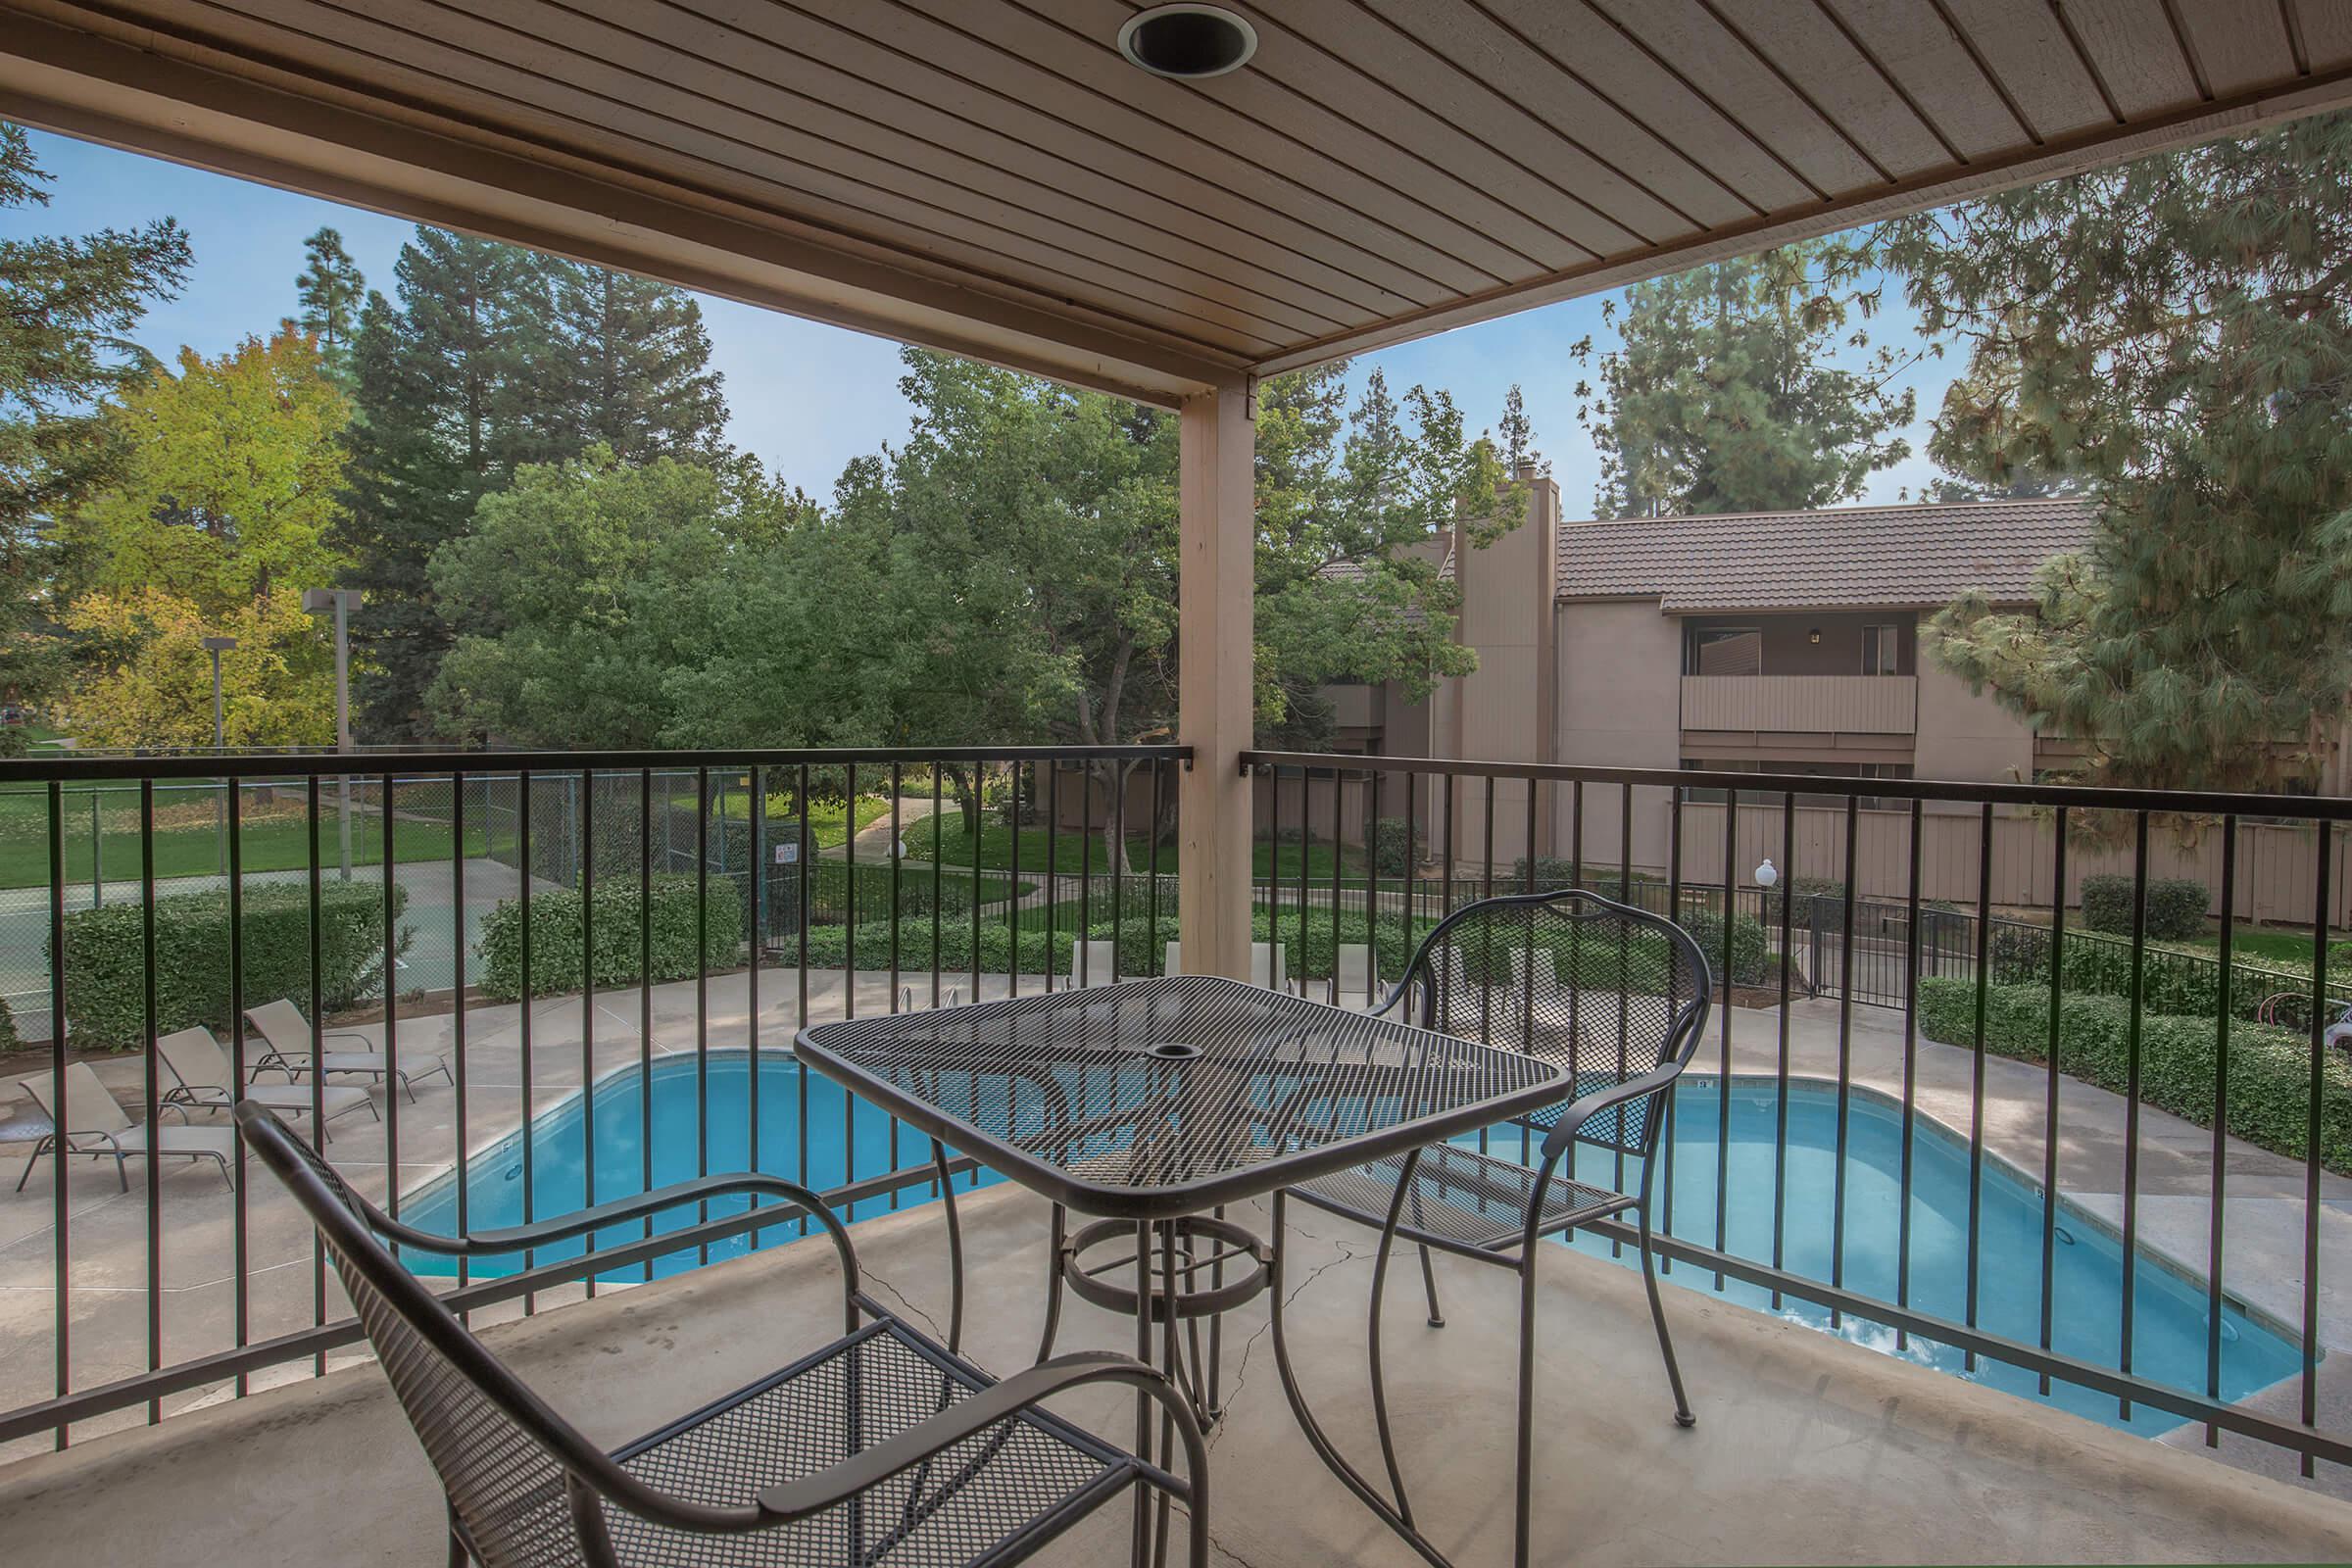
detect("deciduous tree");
top-left (63, 328), bottom-right (350, 614)
top-left (59, 586), bottom-right (331, 748)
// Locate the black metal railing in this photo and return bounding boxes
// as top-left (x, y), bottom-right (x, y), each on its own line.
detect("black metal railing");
top-left (1241, 749), bottom-right (2352, 1478)
top-left (0, 743), bottom-right (1185, 1453)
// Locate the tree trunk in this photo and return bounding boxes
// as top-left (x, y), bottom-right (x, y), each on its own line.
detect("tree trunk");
top-left (1092, 760), bottom-right (1134, 878)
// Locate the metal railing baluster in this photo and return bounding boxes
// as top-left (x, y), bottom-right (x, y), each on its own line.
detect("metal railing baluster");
top-left (1964, 801), bottom-right (1992, 1368)
top-left (2038, 807), bottom-right (2068, 1395)
top-left (2303, 822), bottom-right (2329, 1478)
top-left (1895, 798), bottom-right (1921, 1347)
top-left (2119, 811), bottom-right (2150, 1414)
top-left (580, 768), bottom-right (597, 1291)
top-left (2205, 814), bottom-right (2236, 1444)
top-left (1830, 797), bottom-right (1857, 1325)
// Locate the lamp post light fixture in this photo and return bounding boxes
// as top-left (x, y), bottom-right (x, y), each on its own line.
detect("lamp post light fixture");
top-left (303, 588), bottom-right (361, 881)
top-left (1754, 858), bottom-right (1779, 889)
top-left (202, 636), bottom-right (236, 876)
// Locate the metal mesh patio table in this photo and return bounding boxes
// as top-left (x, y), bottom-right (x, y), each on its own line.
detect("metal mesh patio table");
top-left (796, 973), bottom-right (1571, 1567)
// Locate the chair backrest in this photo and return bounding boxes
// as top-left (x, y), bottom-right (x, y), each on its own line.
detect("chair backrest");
top-left (1389, 890), bottom-right (1710, 1157)
top-left (1249, 942), bottom-right (1288, 991)
top-left (244, 998), bottom-right (315, 1056)
top-left (1163, 940), bottom-right (1183, 976)
top-left (22, 1060), bottom-right (132, 1135)
top-left (233, 1102), bottom-right (642, 1568)
top-left (1335, 942), bottom-right (1376, 1003)
top-left (1067, 939), bottom-right (1118, 986)
top-left (155, 1026), bottom-right (229, 1092)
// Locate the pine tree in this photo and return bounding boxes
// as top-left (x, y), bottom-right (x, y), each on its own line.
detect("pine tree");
top-left (548, 264), bottom-right (729, 463)
top-left (0, 122), bottom-right (190, 748)
top-left (336, 230), bottom-right (561, 739)
top-left (293, 226), bottom-right (365, 387)
top-left (1570, 238), bottom-right (1915, 517)
top-left (1886, 111), bottom-right (2352, 793)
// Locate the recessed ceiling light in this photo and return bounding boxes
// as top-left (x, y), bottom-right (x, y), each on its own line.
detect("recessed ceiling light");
top-left (1118, 5), bottom-right (1258, 80)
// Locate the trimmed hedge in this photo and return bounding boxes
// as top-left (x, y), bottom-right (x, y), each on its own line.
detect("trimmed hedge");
top-left (801, 900), bottom-right (1766, 998)
top-left (1368, 818), bottom-right (1413, 877)
top-left (62, 881), bottom-right (409, 1050)
top-left (2079, 874), bottom-right (2208, 940)
top-left (1987, 921), bottom-right (2342, 1029)
top-left (476, 875), bottom-right (741, 1002)
top-left (1917, 977), bottom-right (2352, 1173)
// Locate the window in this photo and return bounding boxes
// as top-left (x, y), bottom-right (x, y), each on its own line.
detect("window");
top-left (1685, 625), bottom-right (1763, 676)
top-left (1681, 759), bottom-right (1913, 810)
top-left (1861, 623), bottom-right (1901, 675)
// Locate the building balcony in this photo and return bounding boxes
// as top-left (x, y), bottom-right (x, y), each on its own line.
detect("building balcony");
top-left (1680, 674), bottom-right (1919, 738)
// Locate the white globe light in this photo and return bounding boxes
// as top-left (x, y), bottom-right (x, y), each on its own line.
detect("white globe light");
top-left (1754, 858), bottom-right (1779, 889)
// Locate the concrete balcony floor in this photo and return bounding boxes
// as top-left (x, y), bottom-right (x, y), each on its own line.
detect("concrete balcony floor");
top-left (3, 1179), bottom-right (2350, 1567)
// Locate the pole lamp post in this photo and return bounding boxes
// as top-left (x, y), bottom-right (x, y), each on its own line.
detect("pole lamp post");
top-left (303, 588), bottom-right (361, 881)
top-left (202, 636), bottom-right (237, 876)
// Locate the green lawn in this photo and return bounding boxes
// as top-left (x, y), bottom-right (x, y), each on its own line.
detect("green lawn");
top-left (0, 784), bottom-right (492, 890)
top-left (708, 791), bottom-right (893, 849)
top-left (2180, 924), bottom-right (2326, 965)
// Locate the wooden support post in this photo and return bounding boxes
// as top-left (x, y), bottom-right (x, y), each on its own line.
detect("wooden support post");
top-left (1178, 376), bottom-right (1254, 979)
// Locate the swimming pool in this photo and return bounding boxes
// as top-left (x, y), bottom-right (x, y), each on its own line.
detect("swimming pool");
top-left (401, 1052), bottom-right (2302, 1438)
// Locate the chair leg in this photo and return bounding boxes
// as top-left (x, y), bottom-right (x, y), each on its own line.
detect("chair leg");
top-left (114, 1151), bottom-right (128, 1193)
top-left (1637, 1203), bottom-right (1696, 1429)
top-left (1367, 1193), bottom-right (1415, 1528)
top-left (1036, 1202), bottom-right (1066, 1365)
top-left (1416, 1243), bottom-right (1445, 1328)
top-left (16, 1137), bottom-right (49, 1192)
top-left (1514, 1253), bottom-right (1539, 1568)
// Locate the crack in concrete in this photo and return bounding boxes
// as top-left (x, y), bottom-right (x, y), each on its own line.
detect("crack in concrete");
top-left (1205, 1236), bottom-right (1364, 1456)
top-left (860, 1265), bottom-right (946, 1342)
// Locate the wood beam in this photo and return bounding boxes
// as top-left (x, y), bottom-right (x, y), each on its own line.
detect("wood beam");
top-left (1177, 376), bottom-right (1255, 979)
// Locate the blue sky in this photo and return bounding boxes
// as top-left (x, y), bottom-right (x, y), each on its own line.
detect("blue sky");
top-left (9, 126), bottom-right (1955, 512)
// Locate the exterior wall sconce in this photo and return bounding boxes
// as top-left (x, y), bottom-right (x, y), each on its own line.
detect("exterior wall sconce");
top-left (1808, 627), bottom-right (1823, 643)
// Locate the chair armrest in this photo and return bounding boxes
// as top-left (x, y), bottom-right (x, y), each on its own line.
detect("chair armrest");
top-left (755, 1351), bottom-right (1198, 1521)
top-left (1539, 1060), bottom-right (1687, 1161)
top-left (394, 1173), bottom-right (850, 1257)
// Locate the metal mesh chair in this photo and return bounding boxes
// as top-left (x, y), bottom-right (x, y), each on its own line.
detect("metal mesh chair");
top-left (233, 1102), bottom-right (1208, 1568)
top-left (1280, 889), bottom-right (1711, 1568)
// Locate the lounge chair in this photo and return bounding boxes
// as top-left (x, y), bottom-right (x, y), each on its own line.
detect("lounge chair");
top-left (1160, 941), bottom-right (1290, 990)
top-left (1065, 938), bottom-right (1118, 987)
top-left (1334, 941), bottom-right (1378, 1005)
top-left (244, 998), bottom-right (451, 1102)
top-left (16, 1060), bottom-right (234, 1192)
top-left (156, 1025), bottom-right (375, 1139)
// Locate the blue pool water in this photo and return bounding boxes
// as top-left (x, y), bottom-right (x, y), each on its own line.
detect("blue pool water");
top-left (402, 1054), bottom-right (2302, 1438)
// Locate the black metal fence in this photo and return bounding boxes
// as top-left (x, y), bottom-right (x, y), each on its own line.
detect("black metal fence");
top-left (3, 742), bottom-right (2349, 1490)
top-left (1242, 749), bottom-right (2352, 1480)
top-left (0, 744), bottom-right (1184, 1456)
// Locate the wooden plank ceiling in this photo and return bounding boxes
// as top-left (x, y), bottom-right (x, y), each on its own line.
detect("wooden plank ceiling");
top-left (3, 1), bottom-right (2351, 404)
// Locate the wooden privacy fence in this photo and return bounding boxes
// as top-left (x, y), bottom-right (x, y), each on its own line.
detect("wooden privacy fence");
top-left (1672, 801), bottom-right (2352, 927)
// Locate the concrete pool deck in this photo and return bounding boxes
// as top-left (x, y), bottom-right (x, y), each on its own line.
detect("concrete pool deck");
top-left (3, 1180), bottom-right (2349, 1567)
top-left (1, 968), bottom-right (2348, 1500)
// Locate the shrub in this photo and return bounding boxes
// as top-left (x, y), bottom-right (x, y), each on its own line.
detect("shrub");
top-left (476, 875), bottom-right (741, 1002)
top-left (1761, 874), bottom-right (1844, 925)
top-left (1917, 977), bottom-right (2352, 1172)
top-left (1986, 920), bottom-right (2337, 1027)
top-left (2079, 874), bottom-right (2209, 939)
top-left (1367, 817), bottom-right (1414, 877)
top-left (62, 881), bottom-right (409, 1049)
top-left (1679, 910), bottom-right (1775, 987)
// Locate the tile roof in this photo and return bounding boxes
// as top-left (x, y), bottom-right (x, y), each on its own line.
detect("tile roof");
top-left (1553, 498), bottom-right (2096, 612)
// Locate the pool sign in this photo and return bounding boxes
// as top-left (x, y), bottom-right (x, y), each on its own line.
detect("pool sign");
top-left (775, 842), bottom-right (799, 864)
